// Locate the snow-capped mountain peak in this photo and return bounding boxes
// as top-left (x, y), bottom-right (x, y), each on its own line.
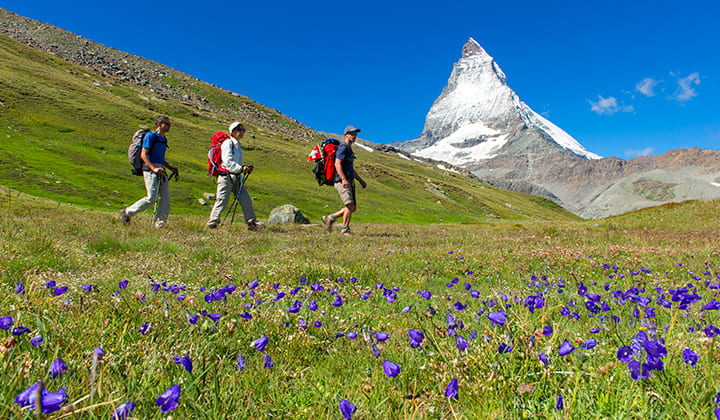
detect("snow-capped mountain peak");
top-left (396, 38), bottom-right (600, 163)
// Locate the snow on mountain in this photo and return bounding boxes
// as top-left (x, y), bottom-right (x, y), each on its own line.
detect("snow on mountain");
top-left (399, 38), bottom-right (600, 161)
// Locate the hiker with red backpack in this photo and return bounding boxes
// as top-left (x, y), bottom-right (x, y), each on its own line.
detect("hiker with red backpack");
top-left (206, 122), bottom-right (264, 231)
top-left (120, 115), bottom-right (178, 228)
top-left (322, 126), bottom-right (367, 236)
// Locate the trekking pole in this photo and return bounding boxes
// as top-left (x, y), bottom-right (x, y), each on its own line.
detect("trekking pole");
top-left (221, 172), bottom-right (250, 227)
top-left (151, 174), bottom-right (164, 226)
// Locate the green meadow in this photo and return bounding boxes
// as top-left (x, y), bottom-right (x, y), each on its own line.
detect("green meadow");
top-left (2, 21), bottom-right (720, 419)
top-left (2, 192), bottom-right (720, 418)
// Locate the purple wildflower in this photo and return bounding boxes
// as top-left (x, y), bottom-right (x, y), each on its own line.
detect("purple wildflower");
top-left (445, 378), bottom-right (459, 400)
top-left (156, 385), bottom-right (181, 413)
top-left (263, 354), bottom-right (274, 369)
top-left (348, 331), bottom-right (357, 340)
top-left (539, 352), bottom-right (550, 366)
top-left (173, 355), bottom-right (193, 372)
top-left (188, 314), bottom-right (199, 324)
top-left (556, 393), bottom-right (563, 410)
top-left (50, 358), bottom-right (67, 378)
top-left (558, 340), bottom-right (576, 356)
top-left (339, 399), bottom-right (357, 419)
top-left (581, 339), bottom-right (597, 350)
top-left (456, 335), bottom-right (468, 351)
top-left (15, 283), bottom-right (25, 294)
top-left (12, 326), bottom-right (31, 336)
top-left (237, 355), bottom-right (246, 371)
top-left (30, 335), bottom-right (43, 347)
top-left (248, 279), bottom-right (259, 289)
top-left (488, 311), bottom-right (506, 325)
top-left (383, 360), bottom-right (401, 377)
top-left (118, 280), bottom-right (128, 290)
top-left (139, 322), bottom-right (150, 335)
top-left (0, 316), bottom-right (13, 330)
top-left (314, 320), bottom-right (322, 328)
top-left (409, 330), bottom-right (424, 348)
top-left (682, 348), bottom-right (698, 366)
top-left (252, 336), bottom-right (269, 352)
top-left (543, 325), bottom-right (553, 337)
top-left (374, 332), bottom-right (389, 342)
top-left (617, 346), bottom-right (633, 362)
top-left (112, 401), bottom-right (136, 419)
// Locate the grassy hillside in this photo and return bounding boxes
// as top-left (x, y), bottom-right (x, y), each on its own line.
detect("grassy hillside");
top-left (0, 32), bottom-right (578, 223)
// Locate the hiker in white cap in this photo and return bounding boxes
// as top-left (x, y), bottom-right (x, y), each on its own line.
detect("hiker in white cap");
top-left (322, 125), bottom-right (367, 236)
top-left (207, 122), bottom-right (263, 231)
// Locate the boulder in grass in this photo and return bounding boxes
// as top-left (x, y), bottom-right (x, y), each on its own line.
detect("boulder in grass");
top-left (268, 205), bottom-right (310, 225)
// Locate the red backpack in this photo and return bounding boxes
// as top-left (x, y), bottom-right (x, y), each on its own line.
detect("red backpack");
top-left (309, 138), bottom-right (340, 186)
top-left (207, 132), bottom-right (231, 177)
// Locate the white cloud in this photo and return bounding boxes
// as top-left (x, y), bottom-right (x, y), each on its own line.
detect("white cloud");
top-left (670, 72), bottom-right (700, 102)
top-left (589, 96), bottom-right (635, 115)
top-left (636, 78), bottom-right (661, 97)
top-left (624, 147), bottom-right (655, 158)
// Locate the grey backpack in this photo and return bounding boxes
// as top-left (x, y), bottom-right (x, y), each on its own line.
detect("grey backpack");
top-left (128, 129), bottom-right (151, 175)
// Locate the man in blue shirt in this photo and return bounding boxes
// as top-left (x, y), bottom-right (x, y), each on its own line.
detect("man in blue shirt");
top-left (322, 125), bottom-right (367, 236)
top-left (121, 115), bottom-right (179, 228)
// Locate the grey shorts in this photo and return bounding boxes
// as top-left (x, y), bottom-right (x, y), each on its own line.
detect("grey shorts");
top-left (334, 180), bottom-right (356, 206)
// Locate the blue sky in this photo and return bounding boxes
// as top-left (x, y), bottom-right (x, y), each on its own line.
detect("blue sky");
top-left (4, 0), bottom-right (719, 158)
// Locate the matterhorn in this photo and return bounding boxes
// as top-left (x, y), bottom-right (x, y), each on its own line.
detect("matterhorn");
top-left (394, 38), bottom-right (720, 218)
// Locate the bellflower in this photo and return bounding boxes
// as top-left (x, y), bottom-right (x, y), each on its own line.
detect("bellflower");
top-left (539, 352), bottom-right (550, 366)
top-left (558, 340), bottom-right (575, 356)
top-left (118, 280), bottom-right (128, 290)
top-left (487, 311), bottom-right (506, 325)
top-left (15, 282), bottom-right (25, 294)
top-left (173, 355), bottom-right (193, 372)
top-left (30, 335), bottom-right (43, 347)
top-left (374, 332), bottom-right (389, 342)
top-left (188, 314), bottom-right (199, 324)
top-left (156, 385), bottom-right (181, 413)
top-left (314, 320), bottom-right (322, 328)
top-left (408, 330), bottom-right (424, 347)
top-left (682, 348), bottom-right (699, 366)
top-left (139, 322), bottom-right (150, 335)
top-left (12, 326), bottom-right (31, 336)
top-left (112, 401), bottom-right (136, 419)
top-left (456, 335), bottom-right (468, 351)
top-left (50, 358), bottom-right (68, 378)
top-left (309, 301), bottom-right (318, 311)
top-left (348, 331), bottom-right (357, 340)
top-left (288, 300), bottom-right (302, 313)
top-left (581, 339), bottom-right (597, 350)
top-left (0, 316), bottom-right (14, 330)
top-left (248, 279), bottom-right (259, 289)
top-left (237, 355), bottom-right (246, 371)
top-left (263, 354), bottom-right (274, 369)
top-left (332, 295), bottom-right (344, 307)
top-left (252, 336), bottom-right (269, 352)
top-left (383, 360), bottom-right (401, 377)
top-left (556, 394), bottom-right (563, 410)
top-left (498, 342), bottom-right (513, 354)
top-left (371, 342), bottom-right (380, 358)
top-left (542, 325), bottom-right (553, 337)
top-left (339, 399), bottom-right (357, 419)
top-left (208, 313), bottom-right (221, 322)
top-left (445, 378), bottom-right (459, 400)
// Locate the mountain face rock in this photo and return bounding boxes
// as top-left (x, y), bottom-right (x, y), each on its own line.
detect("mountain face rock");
top-left (394, 38), bottom-right (720, 218)
top-left (396, 38), bottom-right (600, 165)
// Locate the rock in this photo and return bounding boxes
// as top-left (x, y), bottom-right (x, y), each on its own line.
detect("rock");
top-left (203, 193), bottom-right (216, 200)
top-left (267, 204), bottom-right (310, 225)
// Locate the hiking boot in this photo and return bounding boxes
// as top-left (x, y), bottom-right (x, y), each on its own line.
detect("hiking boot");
top-left (248, 221), bottom-right (265, 232)
top-left (322, 215), bottom-right (336, 231)
top-left (207, 221), bottom-right (218, 229)
top-left (120, 209), bottom-right (130, 226)
top-left (154, 219), bottom-right (167, 229)
top-left (340, 227), bottom-right (353, 236)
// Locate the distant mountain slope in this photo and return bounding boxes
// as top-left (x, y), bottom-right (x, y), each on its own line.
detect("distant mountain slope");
top-left (393, 38), bottom-right (720, 219)
top-left (0, 9), bottom-right (579, 223)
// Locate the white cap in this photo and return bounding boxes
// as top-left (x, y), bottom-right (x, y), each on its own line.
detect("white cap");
top-left (229, 122), bottom-right (243, 134)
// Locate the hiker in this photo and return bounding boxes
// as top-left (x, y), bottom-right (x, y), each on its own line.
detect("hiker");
top-left (207, 122), bottom-right (264, 231)
top-left (322, 125), bottom-right (367, 236)
top-left (120, 115), bottom-right (178, 228)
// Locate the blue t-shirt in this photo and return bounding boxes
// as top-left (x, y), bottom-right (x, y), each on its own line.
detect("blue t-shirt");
top-left (335, 143), bottom-right (355, 180)
top-left (142, 131), bottom-right (168, 165)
